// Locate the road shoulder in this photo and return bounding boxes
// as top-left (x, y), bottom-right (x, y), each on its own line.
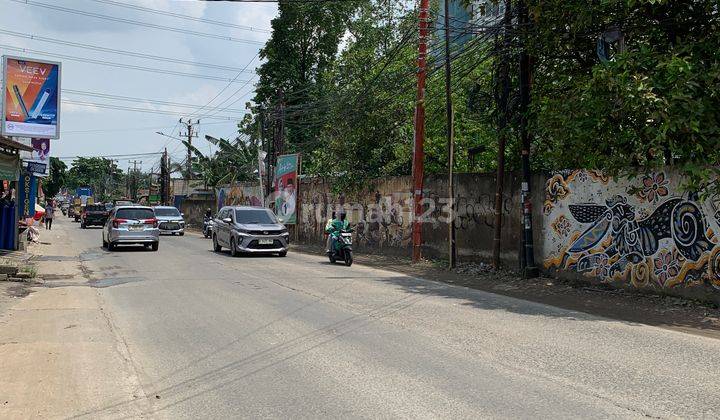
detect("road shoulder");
top-left (291, 243), bottom-right (720, 340)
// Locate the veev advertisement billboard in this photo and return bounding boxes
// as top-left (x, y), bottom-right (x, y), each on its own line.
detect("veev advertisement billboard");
top-left (2, 55), bottom-right (61, 139)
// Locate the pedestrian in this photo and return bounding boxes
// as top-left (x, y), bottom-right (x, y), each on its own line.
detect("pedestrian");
top-left (45, 201), bottom-right (54, 230)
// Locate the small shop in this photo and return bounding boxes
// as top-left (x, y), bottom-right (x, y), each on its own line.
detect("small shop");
top-left (0, 135), bottom-right (33, 251)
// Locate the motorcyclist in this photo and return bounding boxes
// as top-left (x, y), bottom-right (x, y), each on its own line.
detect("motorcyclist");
top-left (204, 208), bottom-right (212, 219)
top-left (325, 211), bottom-right (349, 255)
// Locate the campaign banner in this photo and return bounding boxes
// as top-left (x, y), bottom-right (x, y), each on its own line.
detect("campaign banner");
top-left (2, 56), bottom-right (61, 139)
top-left (18, 137), bottom-right (51, 177)
top-left (273, 154), bottom-right (299, 224)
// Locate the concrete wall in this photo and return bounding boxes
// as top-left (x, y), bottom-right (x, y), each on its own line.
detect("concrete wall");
top-left (541, 169), bottom-right (720, 302)
top-left (180, 198), bottom-right (215, 228)
top-left (294, 173), bottom-right (536, 266)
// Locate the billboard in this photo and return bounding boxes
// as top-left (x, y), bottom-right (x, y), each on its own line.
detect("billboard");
top-left (273, 154), bottom-right (299, 224)
top-left (18, 138), bottom-right (51, 177)
top-left (2, 56), bottom-right (61, 139)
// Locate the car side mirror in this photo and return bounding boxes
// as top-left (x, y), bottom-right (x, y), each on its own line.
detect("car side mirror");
top-left (181, 213), bottom-right (185, 217)
top-left (223, 217), bottom-right (232, 224)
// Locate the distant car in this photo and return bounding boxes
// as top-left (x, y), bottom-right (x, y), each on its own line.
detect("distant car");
top-left (81, 204), bottom-right (109, 228)
top-left (102, 206), bottom-right (159, 251)
top-left (153, 206), bottom-right (185, 236)
top-left (212, 206), bottom-right (289, 257)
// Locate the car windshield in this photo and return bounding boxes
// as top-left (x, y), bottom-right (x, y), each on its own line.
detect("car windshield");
top-left (87, 205), bottom-right (105, 212)
top-left (154, 208), bottom-right (181, 217)
top-left (115, 208), bottom-right (154, 220)
top-left (235, 209), bottom-right (277, 224)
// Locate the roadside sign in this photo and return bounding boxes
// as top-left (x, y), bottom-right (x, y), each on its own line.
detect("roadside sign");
top-left (2, 56), bottom-right (61, 139)
top-left (273, 154), bottom-right (299, 224)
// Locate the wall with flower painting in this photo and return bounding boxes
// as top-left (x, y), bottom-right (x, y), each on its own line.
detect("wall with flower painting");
top-left (542, 169), bottom-right (720, 302)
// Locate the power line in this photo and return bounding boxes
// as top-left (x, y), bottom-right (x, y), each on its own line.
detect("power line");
top-left (0, 44), bottom-right (254, 84)
top-left (62, 100), bottom-right (244, 121)
top-left (63, 89), bottom-right (248, 114)
top-left (0, 28), bottom-right (255, 73)
top-left (56, 152), bottom-right (163, 160)
top-left (62, 121), bottom-right (236, 135)
top-left (7, 0), bottom-right (266, 45)
top-left (89, 0), bottom-right (272, 33)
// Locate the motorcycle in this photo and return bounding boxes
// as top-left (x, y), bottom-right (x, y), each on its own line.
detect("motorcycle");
top-left (203, 216), bottom-right (213, 238)
top-left (328, 227), bottom-right (353, 266)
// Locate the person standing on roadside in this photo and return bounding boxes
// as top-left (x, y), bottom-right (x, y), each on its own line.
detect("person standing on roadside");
top-left (45, 201), bottom-right (55, 230)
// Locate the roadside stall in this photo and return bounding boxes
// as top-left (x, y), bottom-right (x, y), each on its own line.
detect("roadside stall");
top-left (0, 135), bottom-right (33, 250)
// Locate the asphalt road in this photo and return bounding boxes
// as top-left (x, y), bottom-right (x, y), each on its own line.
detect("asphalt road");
top-left (23, 217), bottom-right (720, 418)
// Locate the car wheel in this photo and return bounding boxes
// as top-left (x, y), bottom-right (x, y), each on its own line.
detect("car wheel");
top-left (81, 223), bottom-right (86, 229)
top-left (213, 235), bottom-right (222, 252)
top-left (278, 251), bottom-right (287, 257)
top-left (108, 242), bottom-right (115, 251)
top-left (151, 242), bottom-right (159, 252)
top-left (179, 232), bottom-right (185, 236)
top-left (230, 238), bottom-right (239, 257)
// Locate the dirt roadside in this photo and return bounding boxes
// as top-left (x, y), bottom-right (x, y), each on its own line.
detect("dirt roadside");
top-left (291, 244), bottom-right (720, 340)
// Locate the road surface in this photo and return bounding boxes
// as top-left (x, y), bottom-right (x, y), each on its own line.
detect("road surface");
top-left (2, 216), bottom-right (719, 419)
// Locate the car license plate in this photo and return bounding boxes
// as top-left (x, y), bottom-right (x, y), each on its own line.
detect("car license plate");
top-left (258, 239), bottom-right (273, 245)
top-left (129, 225), bottom-right (144, 231)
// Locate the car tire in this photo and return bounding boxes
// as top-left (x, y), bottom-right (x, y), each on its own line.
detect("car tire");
top-left (230, 238), bottom-right (239, 257)
top-left (81, 223), bottom-right (86, 229)
top-left (151, 242), bottom-right (159, 252)
top-left (278, 251), bottom-right (287, 257)
top-left (213, 235), bottom-right (222, 252)
top-left (179, 232), bottom-right (185, 236)
top-left (108, 242), bottom-right (115, 251)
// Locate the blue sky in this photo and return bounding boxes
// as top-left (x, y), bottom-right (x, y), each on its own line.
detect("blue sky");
top-left (0, 0), bottom-right (277, 173)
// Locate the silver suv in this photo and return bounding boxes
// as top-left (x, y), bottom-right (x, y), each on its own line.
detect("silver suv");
top-left (212, 206), bottom-right (289, 257)
top-left (153, 206), bottom-right (185, 236)
top-left (103, 206), bottom-right (160, 251)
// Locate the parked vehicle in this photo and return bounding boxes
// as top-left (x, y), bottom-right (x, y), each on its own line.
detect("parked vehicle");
top-left (67, 205), bottom-right (75, 219)
top-left (60, 203), bottom-right (69, 216)
top-left (153, 206), bottom-right (185, 236)
top-left (102, 206), bottom-right (159, 251)
top-left (81, 204), bottom-right (110, 228)
top-left (72, 198), bottom-right (82, 222)
top-left (212, 206), bottom-right (289, 257)
top-left (327, 227), bottom-right (353, 266)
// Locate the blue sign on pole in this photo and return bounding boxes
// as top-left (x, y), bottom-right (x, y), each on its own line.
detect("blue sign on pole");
top-left (17, 173), bottom-right (37, 218)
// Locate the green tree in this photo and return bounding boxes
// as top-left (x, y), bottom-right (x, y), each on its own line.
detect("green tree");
top-left (44, 157), bottom-right (67, 198)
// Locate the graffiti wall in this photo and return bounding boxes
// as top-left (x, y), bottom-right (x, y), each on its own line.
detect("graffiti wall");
top-left (543, 169), bottom-right (720, 298)
top-left (296, 177), bottom-right (414, 253)
top-left (216, 184), bottom-right (262, 211)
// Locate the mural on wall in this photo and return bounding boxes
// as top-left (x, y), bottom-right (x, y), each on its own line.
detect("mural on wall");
top-left (544, 170), bottom-right (720, 291)
top-left (216, 184), bottom-right (262, 211)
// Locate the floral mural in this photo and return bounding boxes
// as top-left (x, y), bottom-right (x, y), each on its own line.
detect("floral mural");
top-left (543, 170), bottom-right (720, 292)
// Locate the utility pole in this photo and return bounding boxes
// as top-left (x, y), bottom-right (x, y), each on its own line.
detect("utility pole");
top-left (492, 0), bottom-right (512, 269)
top-left (129, 160), bottom-right (142, 202)
top-left (160, 148), bottom-right (169, 205)
top-left (179, 118), bottom-right (199, 195)
top-left (257, 110), bottom-right (265, 203)
top-left (518, 0), bottom-right (538, 277)
top-left (443, 0), bottom-right (456, 269)
top-left (412, 0), bottom-right (430, 263)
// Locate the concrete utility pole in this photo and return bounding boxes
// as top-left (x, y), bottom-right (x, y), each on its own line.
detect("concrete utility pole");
top-left (129, 160), bottom-right (142, 202)
top-left (179, 118), bottom-right (199, 194)
top-left (160, 148), bottom-right (169, 205)
top-left (412, 0), bottom-right (430, 263)
top-left (492, 0), bottom-right (512, 269)
top-left (518, 0), bottom-right (538, 277)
